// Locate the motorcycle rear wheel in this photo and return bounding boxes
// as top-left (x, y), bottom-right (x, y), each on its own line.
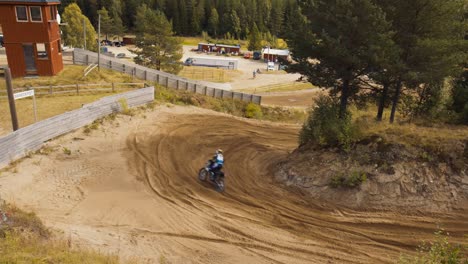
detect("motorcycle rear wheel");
top-left (216, 178), bottom-right (225, 192)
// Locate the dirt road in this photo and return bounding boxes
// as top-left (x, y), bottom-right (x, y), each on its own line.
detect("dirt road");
top-left (0, 105), bottom-right (467, 263)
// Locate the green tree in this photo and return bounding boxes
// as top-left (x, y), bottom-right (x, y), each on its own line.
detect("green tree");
top-left (248, 23), bottom-right (262, 51)
top-left (208, 8), bottom-right (219, 37)
top-left (62, 3), bottom-right (97, 51)
top-left (97, 8), bottom-right (113, 40)
top-left (376, 0), bottom-right (468, 123)
top-left (132, 5), bottom-right (183, 74)
top-left (451, 71), bottom-right (468, 124)
top-left (287, 0), bottom-right (394, 118)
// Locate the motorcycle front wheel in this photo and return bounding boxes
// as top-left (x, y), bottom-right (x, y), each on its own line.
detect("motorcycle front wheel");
top-left (198, 168), bottom-right (208, 181)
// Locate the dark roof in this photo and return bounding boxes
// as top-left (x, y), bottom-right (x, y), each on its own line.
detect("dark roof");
top-left (0, 0), bottom-right (60, 3)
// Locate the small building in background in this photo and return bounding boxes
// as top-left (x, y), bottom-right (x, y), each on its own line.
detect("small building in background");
top-left (261, 48), bottom-right (290, 62)
top-left (0, 0), bottom-right (63, 77)
top-left (197, 43), bottom-right (241, 55)
top-left (122, 35), bottom-right (135, 45)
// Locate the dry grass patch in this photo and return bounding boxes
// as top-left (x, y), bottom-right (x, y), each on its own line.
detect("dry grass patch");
top-left (236, 82), bottom-right (314, 94)
top-left (179, 66), bottom-right (241, 83)
top-left (0, 203), bottom-right (125, 263)
top-left (0, 65), bottom-right (140, 91)
top-left (352, 106), bottom-right (468, 147)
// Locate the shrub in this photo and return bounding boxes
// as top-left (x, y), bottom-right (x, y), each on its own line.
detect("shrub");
top-left (244, 103), bottom-right (263, 119)
top-left (398, 230), bottom-right (468, 264)
top-left (330, 171), bottom-right (367, 188)
top-left (118, 98), bottom-right (134, 116)
top-left (300, 96), bottom-right (359, 149)
top-left (62, 147), bottom-right (71, 156)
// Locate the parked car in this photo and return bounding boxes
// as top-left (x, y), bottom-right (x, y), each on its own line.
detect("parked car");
top-left (0, 34), bottom-right (4, 47)
top-left (101, 39), bottom-right (112, 46)
top-left (243, 52), bottom-right (251, 59)
top-left (116, 53), bottom-right (126, 58)
top-left (113, 41), bottom-right (125, 47)
top-left (267, 62), bottom-right (275, 71)
top-left (253, 51), bottom-right (261, 60)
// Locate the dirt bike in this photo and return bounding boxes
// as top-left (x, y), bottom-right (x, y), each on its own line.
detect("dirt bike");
top-left (198, 162), bottom-right (225, 192)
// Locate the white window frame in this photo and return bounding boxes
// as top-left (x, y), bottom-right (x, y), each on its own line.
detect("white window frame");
top-left (29, 6), bottom-right (42, 23)
top-left (36, 43), bottom-right (48, 59)
top-left (15, 6), bottom-right (28, 22)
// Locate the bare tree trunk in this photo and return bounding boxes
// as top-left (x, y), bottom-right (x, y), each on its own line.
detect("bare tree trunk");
top-left (339, 79), bottom-right (350, 119)
top-left (390, 80), bottom-right (402, 124)
top-left (376, 82), bottom-right (390, 121)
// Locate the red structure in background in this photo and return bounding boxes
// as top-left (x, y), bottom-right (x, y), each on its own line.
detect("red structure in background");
top-left (0, 0), bottom-right (63, 77)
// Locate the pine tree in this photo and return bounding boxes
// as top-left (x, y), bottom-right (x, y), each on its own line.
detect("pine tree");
top-left (208, 8), bottom-right (219, 37)
top-left (132, 5), bottom-right (183, 74)
top-left (97, 7), bottom-right (113, 41)
top-left (287, 0), bottom-right (394, 118)
top-left (248, 23), bottom-right (262, 51)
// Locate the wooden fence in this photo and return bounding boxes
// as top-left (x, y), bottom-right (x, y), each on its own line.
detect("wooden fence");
top-left (73, 48), bottom-right (262, 104)
top-left (0, 87), bottom-right (155, 168)
top-left (0, 82), bottom-right (146, 99)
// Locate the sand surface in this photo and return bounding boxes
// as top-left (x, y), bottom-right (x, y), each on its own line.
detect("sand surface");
top-left (0, 105), bottom-right (467, 263)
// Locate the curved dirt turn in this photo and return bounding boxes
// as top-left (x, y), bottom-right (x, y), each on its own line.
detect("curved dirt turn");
top-left (125, 110), bottom-right (468, 263)
top-left (1, 106), bottom-right (467, 263)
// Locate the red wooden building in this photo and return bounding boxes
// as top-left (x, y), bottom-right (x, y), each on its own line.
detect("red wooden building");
top-left (0, 0), bottom-right (63, 77)
top-left (198, 43), bottom-right (241, 54)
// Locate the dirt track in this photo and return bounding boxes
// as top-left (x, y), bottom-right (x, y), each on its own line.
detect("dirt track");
top-left (1, 105), bottom-right (467, 263)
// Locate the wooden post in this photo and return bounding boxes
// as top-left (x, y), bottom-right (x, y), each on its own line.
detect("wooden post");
top-left (5, 68), bottom-right (19, 131)
top-left (144, 70), bottom-right (147, 81)
top-left (32, 94), bottom-right (37, 122)
top-left (241, 93), bottom-right (244, 101)
top-left (112, 83), bottom-right (115, 92)
top-left (185, 82), bottom-right (189, 90)
top-left (109, 60), bottom-right (112, 69)
top-left (49, 84), bottom-right (53, 94)
top-left (204, 86), bottom-right (207, 95)
top-left (221, 90), bottom-right (224, 98)
top-left (123, 64), bottom-right (125, 73)
top-left (232, 91), bottom-right (235, 99)
top-left (165, 77), bottom-right (169, 87)
top-left (194, 84), bottom-right (197, 93)
top-left (251, 94), bottom-right (254, 102)
top-left (156, 74), bottom-right (160, 84)
top-left (85, 54), bottom-right (89, 65)
top-left (76, 84), bottom-right (79, 95)
top-left (176, 80), bottom-right (179, 90)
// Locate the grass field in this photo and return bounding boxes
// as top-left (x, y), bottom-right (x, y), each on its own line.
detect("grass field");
top-left (0, 65), bottom-right (145, 135)
top-left (235, 82), bottom-right (314, 94)
top-left (179, 66), bottom-right (242, 83)
top-left (0, 65), bottom-right (141, 91)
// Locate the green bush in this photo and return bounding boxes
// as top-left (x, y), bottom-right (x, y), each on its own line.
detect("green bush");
top-left (399, 230), bottom-right (468, 264)
top-left (244, 103), bottom-right (263, 119)
top-left (330, 171), bottom-right (367, 188)
top-left (300, 96), bottom-right (359, 149)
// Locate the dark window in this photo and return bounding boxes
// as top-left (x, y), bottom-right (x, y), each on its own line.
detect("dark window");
top-left (30, 6), bottom-right (42, 22)
top-left (15, 6), bottom-right (28, 21)
top-left (36, 43), bottom-right (48, 59)
top-left (49, 6), bottom-right (57, 20)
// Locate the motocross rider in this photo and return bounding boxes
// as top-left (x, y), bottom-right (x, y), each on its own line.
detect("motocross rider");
top-left (209, 149), bottom-right (224, 180)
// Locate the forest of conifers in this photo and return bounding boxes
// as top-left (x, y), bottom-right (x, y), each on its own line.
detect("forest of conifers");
top-left (59, 0), bottom-right (297, 38)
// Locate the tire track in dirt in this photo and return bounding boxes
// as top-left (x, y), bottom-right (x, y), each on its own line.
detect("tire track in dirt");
top-left (125, 113), bottom-right (468, 263)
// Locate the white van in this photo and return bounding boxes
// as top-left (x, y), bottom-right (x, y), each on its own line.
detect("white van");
top-left (267, 62), bottom-right (275, 71)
